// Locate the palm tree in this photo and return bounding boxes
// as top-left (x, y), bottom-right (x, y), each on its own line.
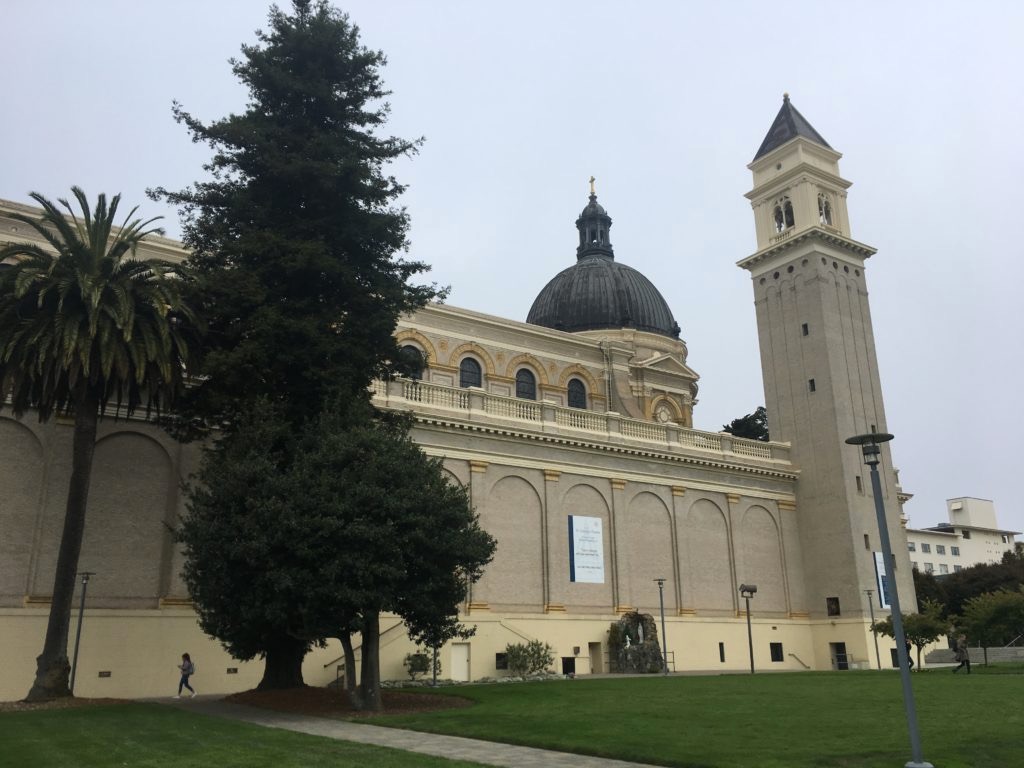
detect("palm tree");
top-left (0, 188), bottom-right (199, 701)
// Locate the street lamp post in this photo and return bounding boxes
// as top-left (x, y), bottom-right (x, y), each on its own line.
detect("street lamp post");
top-left (654, 578), bottom-right (669, 674)
top-left (739, 584), bottom-right (757, 674)
top-left (69, 571), bottom-right (95, 695)
top-left (864, 588), bottom-right (882, 671)
top-left (846, 432), bottom-right (933, 768)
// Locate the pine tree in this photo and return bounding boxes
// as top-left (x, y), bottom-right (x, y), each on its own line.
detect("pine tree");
top-left (153, 0), bottom-right (441, 437)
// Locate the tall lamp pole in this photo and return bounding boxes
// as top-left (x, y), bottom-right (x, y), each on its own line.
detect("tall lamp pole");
top-left (739, 584), bottom-right (757, 674)
top-left (846, 433), bottom-right (932, 768)
top-left (654, 578), bottom-right (669, 674)
top-left (865, 588), bottom-right (882, 670)
top-left (69, 571), bottom-right (95, 695)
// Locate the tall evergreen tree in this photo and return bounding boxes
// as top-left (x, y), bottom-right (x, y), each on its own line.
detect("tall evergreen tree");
top-left (0, 189), bottom-right (198, 701)
top-left (152, 0), bottom-right (441, 437)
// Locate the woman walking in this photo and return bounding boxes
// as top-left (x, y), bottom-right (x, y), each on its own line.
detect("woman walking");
top-left (176, 653), bottom-right (197, 697)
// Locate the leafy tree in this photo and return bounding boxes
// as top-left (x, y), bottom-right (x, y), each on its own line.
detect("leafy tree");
top-left (151, 0), bottom-right (442, 438)
top-left (959, 588), bottom-right (1024, 665)
top-left (0, 189), bottom-right (198, 701)
top-left (178, 400), bottom-right (495, 704)
top-left (723, 406), bottom-right (769, 441)
top-left (920, 548), bottom-right (1024, 619)
top-left (871, 599), bottom-right (947, 668)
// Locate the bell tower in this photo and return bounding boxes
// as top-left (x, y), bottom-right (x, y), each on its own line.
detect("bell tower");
top-left (739, 96), bottom-right (916, 657)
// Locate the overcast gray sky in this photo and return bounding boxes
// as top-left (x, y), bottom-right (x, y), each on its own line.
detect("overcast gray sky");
top-left (4, 1), bottom-right (1023, 535)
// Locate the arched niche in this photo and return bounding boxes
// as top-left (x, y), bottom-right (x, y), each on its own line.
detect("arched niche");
top-left (620, 490), bottom-right (674, 612)
top-left (0, 418), bottom-right (44, 604)
top-left (77, 432), bottom-right (175, 605)
top-left (472, 474), bottom-right (543, 611)
top-left (737, 505), bottom-right (787, 614)
top-left (554, 482), bottom-right (613, 611)
top-left (681, 498), bottom-right (734, 614)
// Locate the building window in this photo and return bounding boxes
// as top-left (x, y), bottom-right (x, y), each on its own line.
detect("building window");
top-left (939, 564), bottom-right (949, 575)
top-left (1002, 534), bottom-right (1009, 544)
top-left (515, 368), bottom-right (537, 400)
top-left (912, 561), bottom-right (918, 570)
top-left (954, 565), bottom-right (963, 572)
top-left (770, 643), bottom-right (784, 662)
top-left (936, 545), bottom-right (946, 555)
top-left (808, 378), bottom-right (816, 392)
top-left (961, 530), bottom-right (971, 539)
top-left (856, 476), bottom-right (863, 493)
top-left (863, 533), bottom-right (870, 550)
top-left (400, 345), bottom-right (424, 380)
top-left (818, 193), bottom-right (833, 226)
top-left (907, 542), bottom-right (916, 552)
top-left (924, 563), bottom-right (934, 574)
top-left (567, 378), bottom-right (587, 409)
top-left (459, 357), bottom-right (482, 389)
top-left (951, 546), bottom-right (960, 557)
top-left (920, 543), bottom-right (931, 554)
top-left (801, 323), bottom-right (809, 336)
top-left (494, 653), bottom-right (508, 670)
top-left (773, 197), bottom-right (795, 232)
top-left (826, 597), bottom-right (841, 616)
top-left (719, 642), bottom-right (725, 663)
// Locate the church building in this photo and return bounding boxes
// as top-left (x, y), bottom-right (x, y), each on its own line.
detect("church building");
top-left (0, 97), bottom-right (918, 699)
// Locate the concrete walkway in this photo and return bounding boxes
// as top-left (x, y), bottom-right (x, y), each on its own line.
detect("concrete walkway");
top-left (160, 696), bottom-right (663, 768)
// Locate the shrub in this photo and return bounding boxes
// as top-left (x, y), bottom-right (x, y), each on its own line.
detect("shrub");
top-left (505, 640), bottom-right (554, 676)
top-left (404, 651), bottom-right (430, 680)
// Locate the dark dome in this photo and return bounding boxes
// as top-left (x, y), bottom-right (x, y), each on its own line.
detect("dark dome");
top-left (526, 188), bottom-right (680, 339)
top-left (527, 254), bottom-right (680, 338)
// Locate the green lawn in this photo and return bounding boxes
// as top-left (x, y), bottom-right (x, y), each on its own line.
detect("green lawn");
top-left (382, 669), bottom-right (1024, 768)
top-left (4, 670), bottom-right (1021, 768)
top-left (0, 703), bottom-right (484, 768)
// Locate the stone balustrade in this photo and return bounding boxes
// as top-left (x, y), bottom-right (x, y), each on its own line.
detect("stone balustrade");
top-left (371, 378), bottom-right (791, 466)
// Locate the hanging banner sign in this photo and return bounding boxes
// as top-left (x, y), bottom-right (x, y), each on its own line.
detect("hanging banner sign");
top-left (568, 515), bottom-right (604, 583)
top-left (874, 551), bottom-right (892, 609)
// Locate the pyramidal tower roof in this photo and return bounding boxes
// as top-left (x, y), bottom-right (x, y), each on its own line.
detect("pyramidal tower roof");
top-left (753, 93), bottom-right (832, 161)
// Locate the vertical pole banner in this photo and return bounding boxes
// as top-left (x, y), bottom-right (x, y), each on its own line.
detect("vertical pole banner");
top-left (873, 551), bottom-right (892, 609)
top-left (568, 515), bottom-right (605, 583)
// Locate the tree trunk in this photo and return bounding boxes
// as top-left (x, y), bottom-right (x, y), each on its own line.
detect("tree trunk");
top-left (358, 611), bottom-right (382, 712)
top-left (26, 390), bottom-right (99, 702)
top-left (257, 635), bottom-right (307, 690)
top-left (339, 632), bottom-right (359, 706)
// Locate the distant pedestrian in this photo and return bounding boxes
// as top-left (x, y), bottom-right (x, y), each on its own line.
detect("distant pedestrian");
top-left (176, 652), bottom-right (197, 697)
top-left (905, 639), bottom-right (914, 669)
top-left (953, 635), bottom-right (971, 674)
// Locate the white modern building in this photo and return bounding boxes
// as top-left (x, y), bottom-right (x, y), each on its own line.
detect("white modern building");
top-left (906, 498), bottom-right (1019, 575)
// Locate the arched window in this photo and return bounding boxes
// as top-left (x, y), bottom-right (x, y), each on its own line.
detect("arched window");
top-left (773, 196), bottom-right (794, 232)
top-left (399, 345), bottom-right (424, 380)
top-left (818, 194), bottom-right (833, 226)
top-left (515, 369), bottom-right (537, 400)
top-left (567, 378), bottom-right (587, 409)
top-left (459, 357), bottom-right (482, 389)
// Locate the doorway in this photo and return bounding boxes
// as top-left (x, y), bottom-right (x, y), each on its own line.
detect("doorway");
top-left (830, 642), bottom-right (849, 670)
top-left (451, 643), bottom-right (471, 682)
top-left (589, 642), bottom-right (602, 674)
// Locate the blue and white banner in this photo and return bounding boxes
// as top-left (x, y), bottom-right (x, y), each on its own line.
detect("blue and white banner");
top-left (874, 551), bottom-right (892, 609)
top-left (568, 515), bottom-right (604, 583)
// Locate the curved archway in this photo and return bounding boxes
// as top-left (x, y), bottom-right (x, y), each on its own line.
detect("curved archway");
top-left (680, 498), bottom-right (734, 614)
top-left (0, 418), bottom-right (44, 603)
top-left (472, 475), bottom-right (543, 610)
top-left (737, 505), bottom-right (787, 614)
